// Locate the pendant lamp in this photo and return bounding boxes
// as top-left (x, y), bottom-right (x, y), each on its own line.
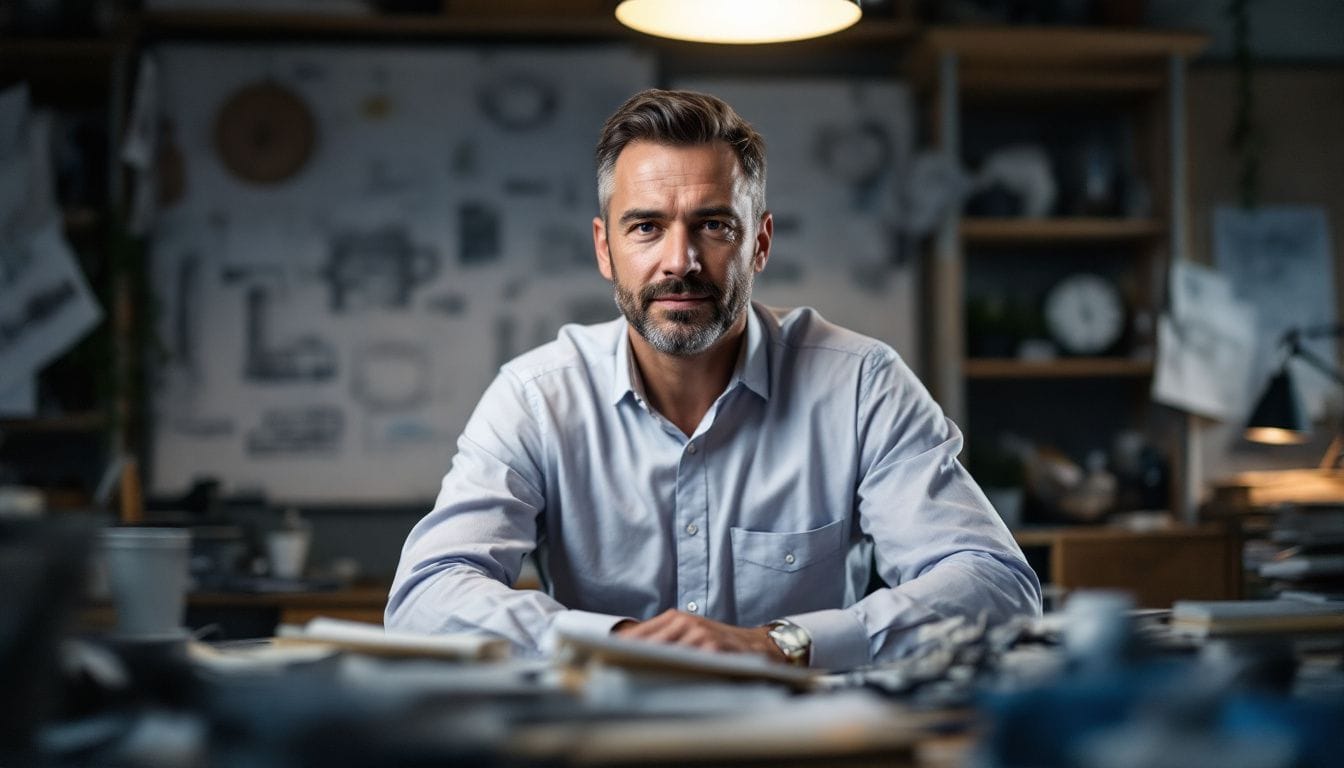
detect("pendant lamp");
top-left (615, 0), bottom-right (862, 45)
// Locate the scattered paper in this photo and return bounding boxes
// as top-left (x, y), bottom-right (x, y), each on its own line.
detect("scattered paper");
top-left (1152, 259), bottom-right (1259, 420)
top-left (275, 617), bottom-right (510, 661)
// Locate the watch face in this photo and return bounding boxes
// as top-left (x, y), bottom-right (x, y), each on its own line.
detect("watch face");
top-left (1043, 273), bottom-right (1125, 355)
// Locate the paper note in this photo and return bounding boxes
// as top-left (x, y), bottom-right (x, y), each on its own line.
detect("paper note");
top-left (1152, 259), bottom-right (1259, 420)
top-left (276, 617), bottom-right (510, 660)
top-left (0, 221), bottom-right (104, 395)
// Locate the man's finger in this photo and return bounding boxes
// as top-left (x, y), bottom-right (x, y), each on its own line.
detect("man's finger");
top-left (618, 610), bottom-right (678, 638)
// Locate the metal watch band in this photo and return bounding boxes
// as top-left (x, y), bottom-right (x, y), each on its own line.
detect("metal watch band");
top-left (767, 620), bottom-right (812, 667)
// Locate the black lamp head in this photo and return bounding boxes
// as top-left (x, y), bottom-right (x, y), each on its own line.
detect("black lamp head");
top-left (1244, 367), bottom-right (1309, 445)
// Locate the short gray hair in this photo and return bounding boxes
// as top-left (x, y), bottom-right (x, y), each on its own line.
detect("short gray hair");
top-left (595, 89), bottom-right (767, 220)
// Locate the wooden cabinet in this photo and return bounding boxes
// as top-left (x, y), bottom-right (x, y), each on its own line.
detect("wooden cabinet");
top-left (1016, 525), bottom-right (1239, 609)
top-left (910, 26), bottom-right (1208, 520)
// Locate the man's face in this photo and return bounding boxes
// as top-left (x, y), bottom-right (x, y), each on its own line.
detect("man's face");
top-left (593, 140), bottom-right (771, 357)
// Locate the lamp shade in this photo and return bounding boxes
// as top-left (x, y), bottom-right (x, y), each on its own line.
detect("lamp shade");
top-left (615, 0), bottom-right (862, 44)
top-left (1244, 368), bottom-right (1310, 445)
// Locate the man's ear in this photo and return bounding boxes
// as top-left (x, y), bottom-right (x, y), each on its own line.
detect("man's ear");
top-left (594, 215), bottom-right (613, 281)
top-left (753, 212), bottom-right (773, 273)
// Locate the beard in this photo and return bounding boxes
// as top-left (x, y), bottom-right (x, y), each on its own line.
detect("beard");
top-left (612, 258), bottom-right (753, 357)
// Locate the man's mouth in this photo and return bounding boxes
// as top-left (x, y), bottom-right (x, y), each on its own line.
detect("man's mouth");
top-left (651, 293), bottom-right (710, 310)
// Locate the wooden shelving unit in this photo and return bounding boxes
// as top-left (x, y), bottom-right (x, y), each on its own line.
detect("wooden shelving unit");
top-left (965, 357), bottom-right (1154, 379)
top-left (913, 25), bottom-right (1208, 520)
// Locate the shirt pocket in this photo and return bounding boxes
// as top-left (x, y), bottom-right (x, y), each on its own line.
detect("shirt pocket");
top-left (730, 519), bottom-right (847, 627)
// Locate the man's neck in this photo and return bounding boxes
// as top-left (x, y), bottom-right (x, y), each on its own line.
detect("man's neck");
top-left (628, 315), bottom-right (747, 438)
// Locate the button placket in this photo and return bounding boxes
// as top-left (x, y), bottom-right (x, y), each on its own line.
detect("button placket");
top-left (674, 433), bottom-right (708, 624)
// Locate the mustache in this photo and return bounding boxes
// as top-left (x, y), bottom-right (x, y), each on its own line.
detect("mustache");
top-left (640, 276), bottom-right (722, 306)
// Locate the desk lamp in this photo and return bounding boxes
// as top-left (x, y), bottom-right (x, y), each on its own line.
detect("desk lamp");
top-left (1244, 325), bottom-right (1344, 467)
top-left (614, 0), bottom-right (861, 44)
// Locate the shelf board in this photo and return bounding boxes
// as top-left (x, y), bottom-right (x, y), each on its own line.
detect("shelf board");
top-left (0, 37), bottom-right (127, 60)
top-left (140, 9), bottom-right (623, 39)
top-left (137, 10), bottom-right (915, 43)
top-left (961, 217), bottom-right (1165, 244)
top-left (0, 412), bottom-right (107, 432)
top-left (916, 25), bottom-right (1209, 65)
top-left (909, 25), bottom-right (1209, 95)
top-left (965, 357), bottom-right (1154, 379)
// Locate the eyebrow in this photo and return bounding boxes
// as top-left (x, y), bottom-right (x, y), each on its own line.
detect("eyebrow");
top-left (618, 208), bottom-right (667, 225)
top-left (617, 206), bottom-right (742, 225)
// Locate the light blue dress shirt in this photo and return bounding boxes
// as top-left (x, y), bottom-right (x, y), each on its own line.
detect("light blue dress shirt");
top-left (387, 303), bottom-right (1041, 670)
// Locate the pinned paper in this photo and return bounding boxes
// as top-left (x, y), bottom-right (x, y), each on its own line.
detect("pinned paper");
top-left (0, 221), bottom-right (104, 393)
top-left (1152, 260), bottom-right (1259, 420)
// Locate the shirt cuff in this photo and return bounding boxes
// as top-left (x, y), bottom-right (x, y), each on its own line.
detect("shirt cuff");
top-left (544, 610), bottom-right (634, 654)
top-left (784, 608), bottom-right (870, 671)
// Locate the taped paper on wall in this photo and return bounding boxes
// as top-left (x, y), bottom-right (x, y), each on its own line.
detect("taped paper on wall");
top-left (1151, 259), bottom-right (1258, 420)
top-left (0, 221), bottom-right (104, 392)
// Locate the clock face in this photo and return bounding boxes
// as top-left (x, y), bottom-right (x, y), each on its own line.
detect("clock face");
top-left (1043, 273), bottom-right (1125, 355)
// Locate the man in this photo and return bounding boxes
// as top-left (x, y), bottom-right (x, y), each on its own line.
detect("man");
top-left (386, 89), bottom-right (1040, 670)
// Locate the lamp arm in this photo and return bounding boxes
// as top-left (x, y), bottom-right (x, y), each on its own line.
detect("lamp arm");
top-left (1288, 344), bottom-right (1344, 388)
top-left (1283, 324), bottom-right (1344, 387)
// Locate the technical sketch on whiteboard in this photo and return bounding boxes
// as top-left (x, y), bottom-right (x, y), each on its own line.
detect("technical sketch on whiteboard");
top-left (148, 45), bottom-right (657, 502)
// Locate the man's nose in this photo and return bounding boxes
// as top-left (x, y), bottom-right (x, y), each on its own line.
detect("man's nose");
top-left (661, 224), bottom-right (701, 277)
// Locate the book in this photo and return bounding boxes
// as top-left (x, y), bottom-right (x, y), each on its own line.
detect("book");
top-left (1170, 599), bottom-right (1344, 637)
top-left (275, 617), bottom-right (510, 661)
top-left (1259, 555), bottom-right (1344, 580)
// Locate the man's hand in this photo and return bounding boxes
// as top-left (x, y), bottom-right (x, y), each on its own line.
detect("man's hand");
top-left (613, 610), bottom-right (788, 663)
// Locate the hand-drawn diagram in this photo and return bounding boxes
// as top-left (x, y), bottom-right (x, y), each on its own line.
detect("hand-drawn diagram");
top-left (148, 46), bottom-right (656, 502)
top-left (323, 226), bottom-right (439, 312)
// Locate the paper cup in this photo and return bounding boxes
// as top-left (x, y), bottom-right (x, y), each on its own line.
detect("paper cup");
top-left (266, 528), bottom-right (311, 580)
top-left (100, 527), bottom-right (190, 638)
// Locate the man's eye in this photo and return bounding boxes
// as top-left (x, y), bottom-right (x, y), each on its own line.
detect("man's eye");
top-left (634, 222), bottom-right (657, 234)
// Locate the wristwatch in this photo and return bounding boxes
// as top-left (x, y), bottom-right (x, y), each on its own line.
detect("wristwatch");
top-left (766, 620), bottom-right (812, 667)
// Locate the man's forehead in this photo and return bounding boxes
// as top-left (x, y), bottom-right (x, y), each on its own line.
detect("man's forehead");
top-left (615, 140), bottom-right (743, 179)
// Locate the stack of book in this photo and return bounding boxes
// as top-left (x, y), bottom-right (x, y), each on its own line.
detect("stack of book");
top-left (1171, 599), bottom-right (1344, 638)
top-left (1258, 504), bottom-right (1344, 603)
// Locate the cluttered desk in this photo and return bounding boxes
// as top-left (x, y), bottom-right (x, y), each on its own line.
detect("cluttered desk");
top-left (5, 518), bottom-right (1343, 768)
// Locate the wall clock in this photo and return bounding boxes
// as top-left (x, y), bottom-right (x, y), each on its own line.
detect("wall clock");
top-left (1042, 273), bottom-right (1126, 355)
top-left (213, 81), bottom-right (316, 185)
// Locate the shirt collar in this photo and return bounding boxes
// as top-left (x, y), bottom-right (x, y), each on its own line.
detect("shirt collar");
top-left (609, 303), bottom-right (771, 406)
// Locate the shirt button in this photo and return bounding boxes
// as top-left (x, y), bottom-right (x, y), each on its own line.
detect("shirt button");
top-left (686, 601), bottom-right (698, 613)
top-left (687, 443), bottom-right (698, 455)
top-left (685, 523), bottom-right (698, 536)
top-left (784, 553), bottom-right (796, 565)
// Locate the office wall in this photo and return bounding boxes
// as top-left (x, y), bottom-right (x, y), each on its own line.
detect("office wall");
top-left (144, 44), bottom-right (921, 505)
top-left (1187, 64), bottom-right (1344, 482)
